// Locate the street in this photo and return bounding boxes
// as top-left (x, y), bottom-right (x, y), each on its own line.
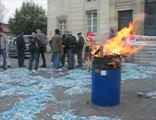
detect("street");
top-left (0, 53), bottom-right (156, 120)
top-left (1, 0), bottom-right (156, 119)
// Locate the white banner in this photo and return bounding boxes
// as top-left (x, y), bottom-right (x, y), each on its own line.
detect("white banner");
top-left (126, 35), bottom-right (156, 45)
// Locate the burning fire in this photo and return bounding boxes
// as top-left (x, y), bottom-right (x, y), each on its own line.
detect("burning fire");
top-left (92, 22), bottom-right (143, 57)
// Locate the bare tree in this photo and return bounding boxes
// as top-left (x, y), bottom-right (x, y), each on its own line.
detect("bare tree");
top-left (0, 1), bottom-right (6, 24)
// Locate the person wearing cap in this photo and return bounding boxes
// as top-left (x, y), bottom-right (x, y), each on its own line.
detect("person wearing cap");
top-left (0, 27), bottom-right (8, 70)
top-left (65, 31), bottom-right (77, 70)
top-left (36, 29), bottom-right (48, 68)
top-left (76, 32), bottom-right (85, 68)
top-left (49, 29), bottom-right (63, 71)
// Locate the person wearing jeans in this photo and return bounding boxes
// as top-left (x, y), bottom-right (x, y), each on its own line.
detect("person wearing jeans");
top-left (65, 32), bottom-right (77, 70)
top-left (6, 53), bottom-right (11, 67)
top-left (53, 52), bottom-right (62, 69)
top-left (28, 32), bottom-right (40, 73)
top-left (49, 29), bottom-right (63, 71)
top-left (0, 27), bottom-right (8, 70)
top-left (28, 51), bottom-right (39, 72)
top-left (0, 49), bottom-right (7, 69)
top-left (1, 52), bottom-right (11, 67)
top-left (67, 49), bottom-right (75, 69)
top-left (36, 29), bottom-right (48, 68)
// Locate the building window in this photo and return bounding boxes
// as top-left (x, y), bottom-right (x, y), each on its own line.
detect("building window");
top-left (87, 10), bottom-right (97, 33)
top-left (118, 10), bottom-right (133, 31)
top-left (58, 18), bottom-right (67, 34)
top-left (144, 0), bottom-right (156, 35)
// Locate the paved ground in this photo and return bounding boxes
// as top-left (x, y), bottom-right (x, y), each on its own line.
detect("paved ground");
top-left (0, 53), bottom-right (156, 120)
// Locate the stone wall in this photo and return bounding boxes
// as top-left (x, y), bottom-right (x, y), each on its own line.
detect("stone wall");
top-left (109, 0), bottom-right (145, 35)
top-left (47, 0), bottom-right (110, 42)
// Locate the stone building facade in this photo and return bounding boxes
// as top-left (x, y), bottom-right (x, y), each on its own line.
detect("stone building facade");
top-left (47, 0), bottom-right (156, 42)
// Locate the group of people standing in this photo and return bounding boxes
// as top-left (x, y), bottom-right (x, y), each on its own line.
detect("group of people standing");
top-left (16, 29), bottom-right (48, 73)
top-left (49, 29), bottom-right (85, 71)
top-left (0, 26), bottom-right (86, 72)
top-left (0, 26), bottom-right (48, 72)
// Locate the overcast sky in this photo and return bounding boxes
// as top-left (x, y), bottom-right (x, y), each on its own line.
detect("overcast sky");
top-left (1, 0), bottom-right (47, 23)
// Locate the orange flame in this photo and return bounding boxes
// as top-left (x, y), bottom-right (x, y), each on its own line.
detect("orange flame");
top-left (92, 22), bottom-right (143, 57)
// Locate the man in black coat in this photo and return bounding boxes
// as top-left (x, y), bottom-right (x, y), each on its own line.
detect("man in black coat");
top-left (76, 32), bottom-right (85, 67)
top-left (65, 31), bottom-right (77, 69)
top-left (16, 32), bottom-right (26, 67)
top-left (61, 34), bottom-right (67, 67)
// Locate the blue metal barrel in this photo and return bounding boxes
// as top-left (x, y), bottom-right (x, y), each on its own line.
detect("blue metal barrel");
top-left (91, 57), bottom-right (121, 106)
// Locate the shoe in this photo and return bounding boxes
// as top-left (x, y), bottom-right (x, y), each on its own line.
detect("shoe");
top-left (22, 65), bottom-right (26, 67)
top-left (55, 68), bottom-right (63, 72)
top-left (62, 66), bottom-right (66, 69)
top-left (76, 65), bottom-right (82, 68)
top-left (3, 68), bottom-right (7, 70)
top-left (40, 65), bottom-right (46, 68)
top-left (8, 65), bottom-right (12, 68)
top-left (26, 69), bottom-right (32, 72)
top-left (67, 67), bottom-right (74, 70)
top-left (32, 70), bottom-right (37, 73)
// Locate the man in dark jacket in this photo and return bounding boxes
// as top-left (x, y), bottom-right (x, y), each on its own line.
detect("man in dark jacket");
top-left (66, 31), bottom-right (77, 69)
top-left (16, 32), bottom-right (26, 68)
top-left (77, 32), bottom-right (85, 67)
top-left (28, 32), bottom-right (40, 73)
top-left (49, 29), bottom-right (63, 71)
top-left (36, 29), bottom-right (47, 68)
top-left (61, 34), bottom-right (67, 67)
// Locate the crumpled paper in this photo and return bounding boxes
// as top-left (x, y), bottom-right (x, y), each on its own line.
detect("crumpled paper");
top-left (55, 100), bottom-right (73, 108)
top-left (0, 68), bottom-right (39, 86)
top-left (2, 63), bottom-right (155, 119)
top-left (0, 68), bottom-right (92, 119)
top-left (137, 91), bottom-right (156, 99)
top-left (0, 69), bottom-right (56, 120)
top-left (149, 61), bottom-right (156, 66)
top-left (65, 86), bottom-right (91, 96)
top-left (1, 94), bottom-right (55, 120)
top-left (52, 110), bottom-right (121, 120)
top-left (122, 63), bottom-right (156, 80)
top-left (51, 69), bottom-right (91, 88)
